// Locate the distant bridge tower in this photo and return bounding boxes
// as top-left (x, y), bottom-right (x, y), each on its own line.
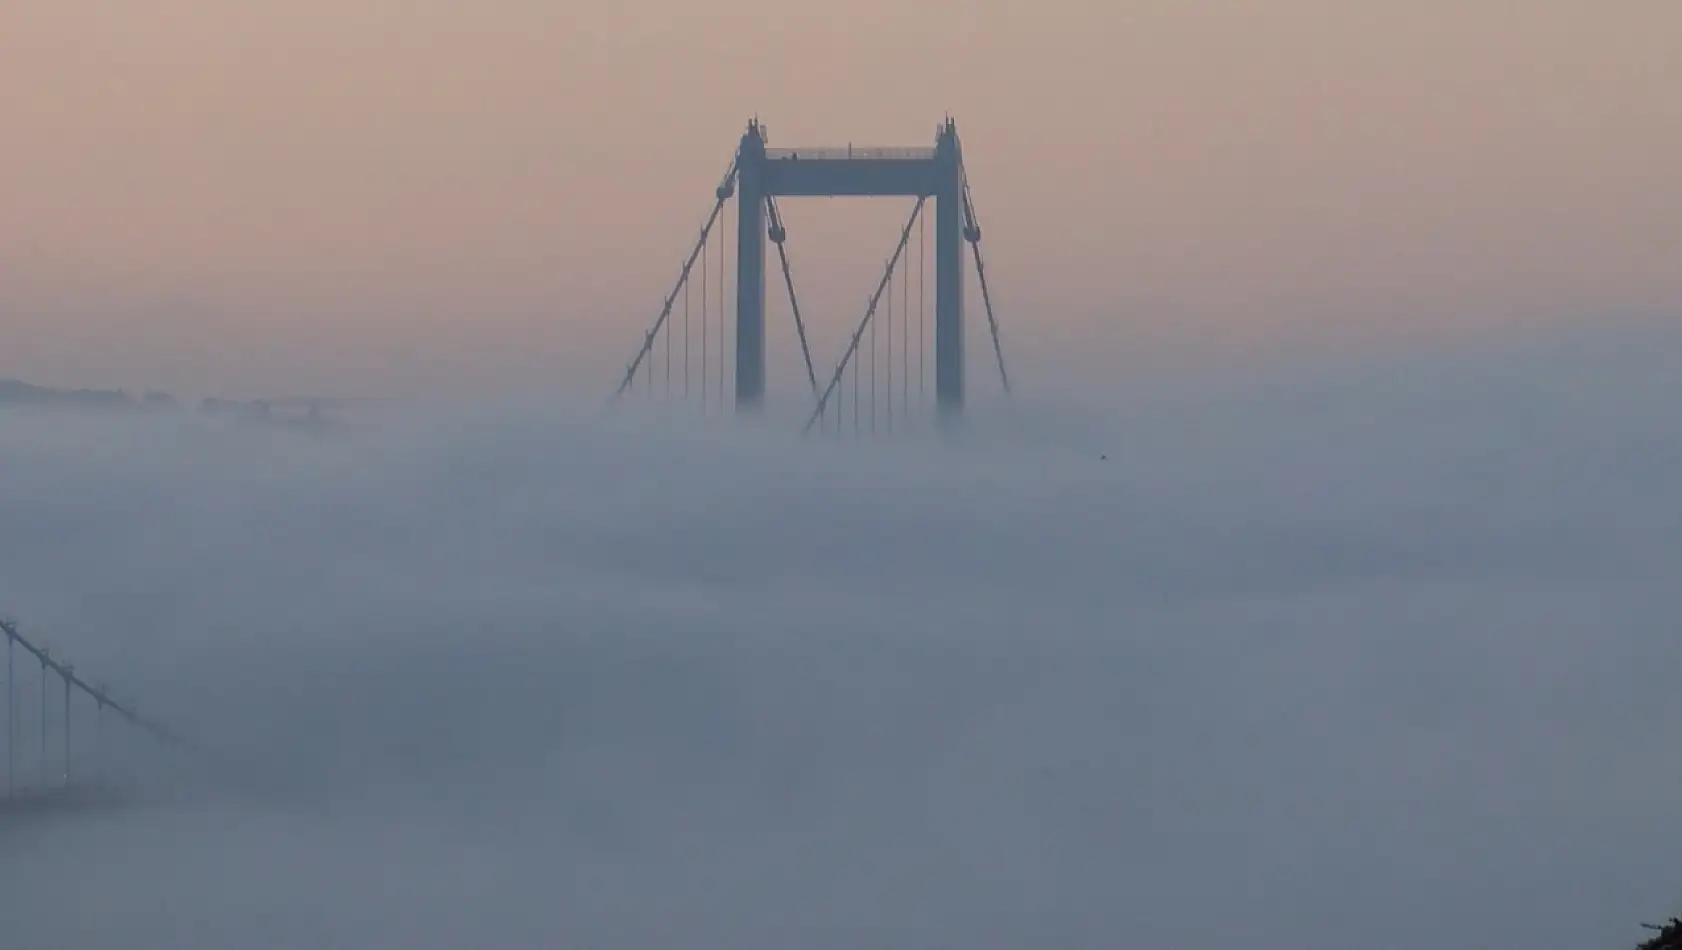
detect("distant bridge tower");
top-left (614, 117), bottom-right (1008, 432)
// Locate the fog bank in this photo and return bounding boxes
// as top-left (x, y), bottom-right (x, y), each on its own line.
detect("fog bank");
top-left (2, 326), bottom-right (1680, 949)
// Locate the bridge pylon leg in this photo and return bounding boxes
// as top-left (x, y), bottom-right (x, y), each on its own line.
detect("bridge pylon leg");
top-left (934, 120), bottom-right (965, 422)
top-left (735, 123), bottom-right (768, 411)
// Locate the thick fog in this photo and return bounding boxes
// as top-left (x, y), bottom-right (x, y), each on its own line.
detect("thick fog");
top-left (2, 325), bottom-right (1680, 949)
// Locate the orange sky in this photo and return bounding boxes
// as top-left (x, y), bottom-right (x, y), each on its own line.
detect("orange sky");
top-left (2, 1), bottom-right (1679, 398)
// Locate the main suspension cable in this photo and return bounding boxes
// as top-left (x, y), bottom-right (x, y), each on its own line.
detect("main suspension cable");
top-left (612, 158), bottom-right (738, 401)
top-left (961, 172), bottom-right (1011, 395)
top-left (2, 617), bottom-right (253, 794)
top-left (765, 196), bottom-right (819, 397)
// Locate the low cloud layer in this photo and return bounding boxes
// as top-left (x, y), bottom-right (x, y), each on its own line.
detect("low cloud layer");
top-left (2, 325), bottom-right (1680, 949)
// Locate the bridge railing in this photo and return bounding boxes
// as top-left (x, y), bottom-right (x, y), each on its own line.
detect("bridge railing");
top-left (763, 146), bottom-right (937, 161)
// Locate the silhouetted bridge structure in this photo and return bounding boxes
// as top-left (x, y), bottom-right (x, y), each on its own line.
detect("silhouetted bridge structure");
top-left (612, 117), bottom-right (1012, 432)
top-left (0, 616), bottom-right (224, 819)
top-left (2, 121), bottom-right (1018, 818)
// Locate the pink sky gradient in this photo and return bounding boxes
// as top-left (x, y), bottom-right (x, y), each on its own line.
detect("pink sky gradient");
top-left (2, 1), bottom-right (1679, 398)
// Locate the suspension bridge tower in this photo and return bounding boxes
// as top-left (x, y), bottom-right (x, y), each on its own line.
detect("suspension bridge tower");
top-left (614, 117), bottom-right (1010, 433)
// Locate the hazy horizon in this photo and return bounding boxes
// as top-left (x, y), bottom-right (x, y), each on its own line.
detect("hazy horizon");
top-left (5, 2), bottom-right (1681, 399)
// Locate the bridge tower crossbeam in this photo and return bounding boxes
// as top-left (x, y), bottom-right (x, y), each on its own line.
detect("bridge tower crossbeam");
top-left (734, 117), bottom-right (972, 418)
top-left (613, 117), bottom-right (1009, 430)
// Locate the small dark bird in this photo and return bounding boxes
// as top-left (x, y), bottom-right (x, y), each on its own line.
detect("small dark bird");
top-left (1099, 454), bottom-right (1108, 461)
